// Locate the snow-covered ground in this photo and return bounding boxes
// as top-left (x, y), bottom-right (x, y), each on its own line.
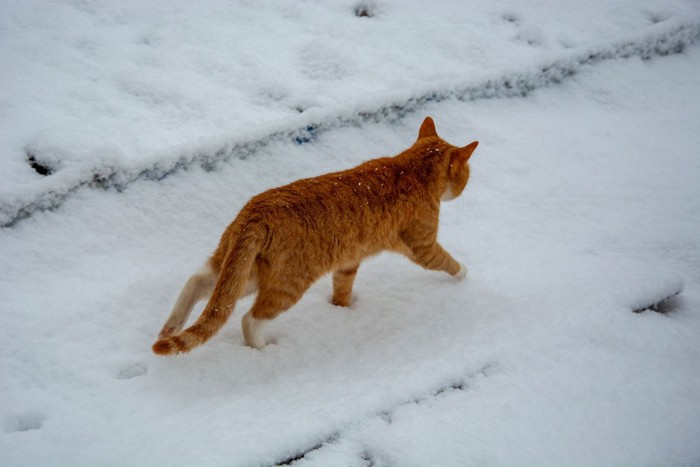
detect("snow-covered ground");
top-left (2, 1), bottom-right (700, 466)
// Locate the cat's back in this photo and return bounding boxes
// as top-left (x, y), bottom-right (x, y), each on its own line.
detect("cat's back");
top-left (247, 159), bottom-right (393, 219)
top-left (237, 157), bottom-right (421, 248)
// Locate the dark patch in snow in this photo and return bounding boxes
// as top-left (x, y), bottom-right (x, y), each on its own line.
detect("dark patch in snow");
top-left (502, 12), bottom-right (521, 24)
top-left (275, 432), bottom-right (340, 466)
top-left (433, 381), bottom-right (466, 396)
top-left (633, 289), bottom-right (683, 314)
top-left (360, 449), bottom-right (380, 466)
top-left (26, 152), bottom-right (54, 176)
top-left (645, 11), bottom-right (671, 25)
top-left (3, 19), bottom-right (699, 228)
top-left (355, 1), bottom-right (376, 18)
top-left (294, 125), bottom-right (318, 145)
top-left (5, 414), bottom-right (45, 433)
top-left (378, 410), bottom-right (392, 424)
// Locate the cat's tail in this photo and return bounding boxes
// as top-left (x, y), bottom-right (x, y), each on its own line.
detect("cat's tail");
top-left (152, 223), bottom-right (263, 355)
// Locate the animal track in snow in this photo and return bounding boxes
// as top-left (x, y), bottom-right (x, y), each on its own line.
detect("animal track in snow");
top-left (501, 12), bottom-right (521, 25)
top-left (26, 152), bottom-right (54, 176)
top-left (514, 26), bottom-right (546, 47)
top-left (5, 413), bottom-right (45, 433)
top-left (644, 10), bottom-right (671, 24)
top-left (501, 12), bottom-right (546, 47)
top-left (117, 363), bottom-right (148, 380)
top-left (354, 1), bottom-right (377, 18)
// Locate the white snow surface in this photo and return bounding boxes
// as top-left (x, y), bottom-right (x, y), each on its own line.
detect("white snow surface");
top-left (2, 1), bottom-right (700, 466)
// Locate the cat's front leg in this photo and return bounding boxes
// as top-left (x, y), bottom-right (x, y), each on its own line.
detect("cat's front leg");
top-left (400, 236), bottom-right (466, 279)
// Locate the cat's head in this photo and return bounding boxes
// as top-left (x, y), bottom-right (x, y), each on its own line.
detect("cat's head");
top-left (417, 117), bottom-right (479, 201)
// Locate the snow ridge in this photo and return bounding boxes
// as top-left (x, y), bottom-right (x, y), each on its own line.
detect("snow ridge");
top-left (2, 17), bottom-right (698, 228)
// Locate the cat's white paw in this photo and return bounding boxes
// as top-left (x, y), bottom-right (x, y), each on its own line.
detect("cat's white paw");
top-left (247, 337), bottom-right (266, 350)
top-left (158, 325), bottom-right (176, 339)
top-left (455, 263), bottom-right (468, 279)
top-left (242, 312), bottom-right (267, 349)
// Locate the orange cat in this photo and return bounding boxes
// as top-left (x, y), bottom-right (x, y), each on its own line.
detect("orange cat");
top-left (153, 117), bottom-right (478, 355)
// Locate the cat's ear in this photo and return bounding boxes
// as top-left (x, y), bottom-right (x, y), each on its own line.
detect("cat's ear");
top-left (460, 141), bottom-right (479, 161)
top-left (418, 117), bottom-right (438, 139)
top-left (450, 141), bottom-right (479, 171)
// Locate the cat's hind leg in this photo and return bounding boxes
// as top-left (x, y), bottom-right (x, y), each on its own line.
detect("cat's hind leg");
top-left (331, 263), bottom-right (359, 307)
top-left (242, 312), bottom-right (267, 350)
top-left (241, 275), bottom-right (310, 349)
top-left (158, 262), bottom-right (218, 338)
top-left (159, 261), bottom-right (259, 339)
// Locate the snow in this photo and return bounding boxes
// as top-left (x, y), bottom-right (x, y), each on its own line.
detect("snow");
top-left (2, 1), bottom-right (700, 466)
top-left (2, 0), bottom-right (700, 225)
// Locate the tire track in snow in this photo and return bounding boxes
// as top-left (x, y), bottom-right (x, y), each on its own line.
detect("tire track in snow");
top-left (2, 17), bottom-right (699, 228)
top-left (273, 363), bottom-right (497, 466)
